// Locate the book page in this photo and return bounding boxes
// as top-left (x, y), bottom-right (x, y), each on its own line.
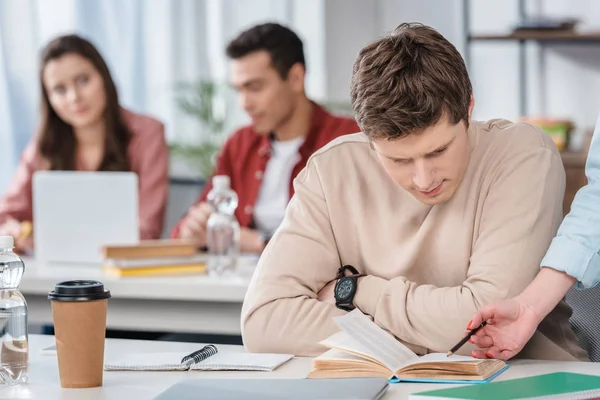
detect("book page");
top-left (416, 353), bottom-right (481, 363)
top-left (315, 348), bottom-right (370, 362)
top-left (320, 331), bottom-right (388, 366)
top-left (332, 309), bottom-right (419, 372)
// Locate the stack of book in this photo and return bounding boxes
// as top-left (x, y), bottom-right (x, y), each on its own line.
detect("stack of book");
top-left (101, 240), bottom-right (206, 277)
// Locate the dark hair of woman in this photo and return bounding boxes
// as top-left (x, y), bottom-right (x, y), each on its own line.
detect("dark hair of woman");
top-left (38, 34), bottom-right (131, 171)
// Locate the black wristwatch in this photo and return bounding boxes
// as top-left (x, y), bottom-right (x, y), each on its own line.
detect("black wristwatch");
top-left (334, 265), bottom-right (363, 311)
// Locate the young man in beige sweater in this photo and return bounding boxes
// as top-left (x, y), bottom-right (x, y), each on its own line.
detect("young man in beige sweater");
top-left (241, 23), bottom-right (588, 361)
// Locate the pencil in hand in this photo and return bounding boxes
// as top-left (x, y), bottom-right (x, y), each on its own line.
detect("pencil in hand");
top-left (446, 321), bottom-right (487, 357)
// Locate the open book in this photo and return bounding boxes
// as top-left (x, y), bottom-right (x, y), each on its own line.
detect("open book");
top-left (308, 309), bottom-right (508, 384)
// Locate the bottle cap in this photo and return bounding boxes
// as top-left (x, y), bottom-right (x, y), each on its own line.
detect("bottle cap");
top-left (48, 280), bottom-right (111, 302)
top-left (212, 175), bottom-right (230, 189)
top-left (0, 236), bottom-right (14, 249)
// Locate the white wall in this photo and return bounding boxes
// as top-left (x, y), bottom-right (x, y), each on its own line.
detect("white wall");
top-left (465, 0), bottom-right (525, 123)
top-left (323, 0), bottom-right (378, 102)
top-left (320, 0), bottom-right (468, 103)
top-left (378, 0), bottom-right (465, 50)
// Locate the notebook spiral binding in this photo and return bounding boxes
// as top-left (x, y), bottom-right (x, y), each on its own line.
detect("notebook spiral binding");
top-left (181, 345), bottom-right (218, 365)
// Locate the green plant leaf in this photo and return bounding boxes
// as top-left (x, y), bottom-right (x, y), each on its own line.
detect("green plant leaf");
top-left (171, 79), bottom-right (229, 177)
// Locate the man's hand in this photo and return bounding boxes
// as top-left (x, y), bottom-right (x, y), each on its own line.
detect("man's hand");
top-left (179, 204), bottom-right (267, 253)
top-left (178, 202), bottom-right (213, 246)
top-left (468, 295), bottom-right (544, 360)
top-left (317, 279), bottom-right (337, 305)
top-left (239, 228), bottom-right (266, 254)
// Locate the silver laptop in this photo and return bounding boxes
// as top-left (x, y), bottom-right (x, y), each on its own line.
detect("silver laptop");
top-left (153, 378), bottom-right (389, 400)
top-left (33, 171), bottom-right (139, 264)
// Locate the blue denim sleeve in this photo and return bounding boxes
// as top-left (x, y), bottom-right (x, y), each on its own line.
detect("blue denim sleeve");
top-left (541, 115), bottom-right (600, 288)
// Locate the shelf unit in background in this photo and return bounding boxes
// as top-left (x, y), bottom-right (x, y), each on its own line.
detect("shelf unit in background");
top-left (462, 0), bottom-right (597, 215)
top-left (463, 0), bottom-right (600, 117)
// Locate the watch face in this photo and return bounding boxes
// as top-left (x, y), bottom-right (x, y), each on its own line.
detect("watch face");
top-left (336, 278), bottom-right (354, 300)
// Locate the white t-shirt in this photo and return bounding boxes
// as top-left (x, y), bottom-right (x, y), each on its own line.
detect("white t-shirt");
top-left (253, 137), bottom-right (304, 236)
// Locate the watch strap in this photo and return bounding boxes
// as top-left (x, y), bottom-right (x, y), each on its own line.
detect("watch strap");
top-left (337, 264), bottom-right (360, 279)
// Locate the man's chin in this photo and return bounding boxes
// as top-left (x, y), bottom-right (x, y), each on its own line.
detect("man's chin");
top-left (251, 122), bottom-right (272, 135)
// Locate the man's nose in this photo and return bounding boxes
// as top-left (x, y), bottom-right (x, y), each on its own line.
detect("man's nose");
top-left (412, 159), bottom-right (434, 190)
top-left (239, 93), bottom-right (252, 113)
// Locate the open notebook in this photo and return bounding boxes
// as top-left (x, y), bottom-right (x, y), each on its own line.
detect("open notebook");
top-left (105, 345), bottom-right (293, 372)
top-left (308, 309), bottom-right (508, 384)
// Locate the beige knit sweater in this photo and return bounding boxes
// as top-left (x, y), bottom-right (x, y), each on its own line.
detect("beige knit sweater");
top-left (241, 120), bottom-right (588, 361)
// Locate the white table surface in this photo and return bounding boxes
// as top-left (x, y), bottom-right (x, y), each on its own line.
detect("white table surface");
top-left (3, 334), bottom-right (600, 400)
top-left (18, 256), bottom-right (259, 335)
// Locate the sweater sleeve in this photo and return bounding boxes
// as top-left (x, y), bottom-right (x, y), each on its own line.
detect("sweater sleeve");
top-left (241, 157), bottom-right (346, 355)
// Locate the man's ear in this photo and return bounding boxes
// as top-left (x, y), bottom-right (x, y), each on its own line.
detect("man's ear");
top-left (287, 63), bottom-right (305, 93)
top-left (468, 95), bottom-right (475, 124)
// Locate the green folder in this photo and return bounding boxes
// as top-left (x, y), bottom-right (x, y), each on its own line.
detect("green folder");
top-left (409, 372), bottom-right (600, 400)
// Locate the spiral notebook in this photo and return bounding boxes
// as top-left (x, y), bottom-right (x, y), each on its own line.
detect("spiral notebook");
top-left (104, 345), bottom-right (294, 372)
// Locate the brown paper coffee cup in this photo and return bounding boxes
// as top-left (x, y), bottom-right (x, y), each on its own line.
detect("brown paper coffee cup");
top-left (51, 299), bottom-right (107, 388)
top-left (48, 280), bottom-right (111, 389)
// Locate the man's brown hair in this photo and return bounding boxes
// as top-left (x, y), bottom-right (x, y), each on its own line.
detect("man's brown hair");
top-left (350, 23), bottom-right (472, 140)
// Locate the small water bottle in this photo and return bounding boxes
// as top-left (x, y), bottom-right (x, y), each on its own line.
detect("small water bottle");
top-left (0, 236), bottom-right (28, 385)
top-left (206, 176), bottom-right (240, 276)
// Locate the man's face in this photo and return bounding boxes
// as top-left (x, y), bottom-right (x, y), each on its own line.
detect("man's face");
top-left (229, 50), bottom-right (302, 134)
top-left (371, 115), bottom-right (472, 205)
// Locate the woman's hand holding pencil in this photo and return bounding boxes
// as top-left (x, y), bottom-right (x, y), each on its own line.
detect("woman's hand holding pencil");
top-left (466, 268), bottom-right (577, 361)
top-left (464, 296), bottom-right (543, 360)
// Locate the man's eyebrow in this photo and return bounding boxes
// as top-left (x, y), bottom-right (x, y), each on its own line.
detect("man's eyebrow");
top-left (424, 137), bottom-right (455, 156)
top-left (386, 154), bottom-right (410, 162)
top-left (384, 137), bottom-right (456, 162)
top-left (231, 78), bottom-right (263, 89)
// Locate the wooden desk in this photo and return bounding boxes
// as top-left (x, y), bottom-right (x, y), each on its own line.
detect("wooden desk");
top-left (19, 256), bottom-right (258, 335)
top-left (14, 334), bottom-right (600, 399)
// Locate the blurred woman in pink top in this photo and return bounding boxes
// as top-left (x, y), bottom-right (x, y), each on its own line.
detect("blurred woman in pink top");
top-left (0, 34), bottom-right (168, 252)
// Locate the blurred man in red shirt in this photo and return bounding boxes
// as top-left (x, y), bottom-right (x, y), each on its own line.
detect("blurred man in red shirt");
top-left (172, 23), bottom-right (359, 252)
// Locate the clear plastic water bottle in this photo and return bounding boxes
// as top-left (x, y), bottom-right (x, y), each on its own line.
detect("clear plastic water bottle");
top-left (0, 236), bottom-right (28, 385)
top-left (206, 176), bottom-right (240, 276)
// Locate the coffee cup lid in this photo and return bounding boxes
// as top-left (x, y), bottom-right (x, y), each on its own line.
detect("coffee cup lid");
top-left (48, 280), bottom-right (111, 302)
